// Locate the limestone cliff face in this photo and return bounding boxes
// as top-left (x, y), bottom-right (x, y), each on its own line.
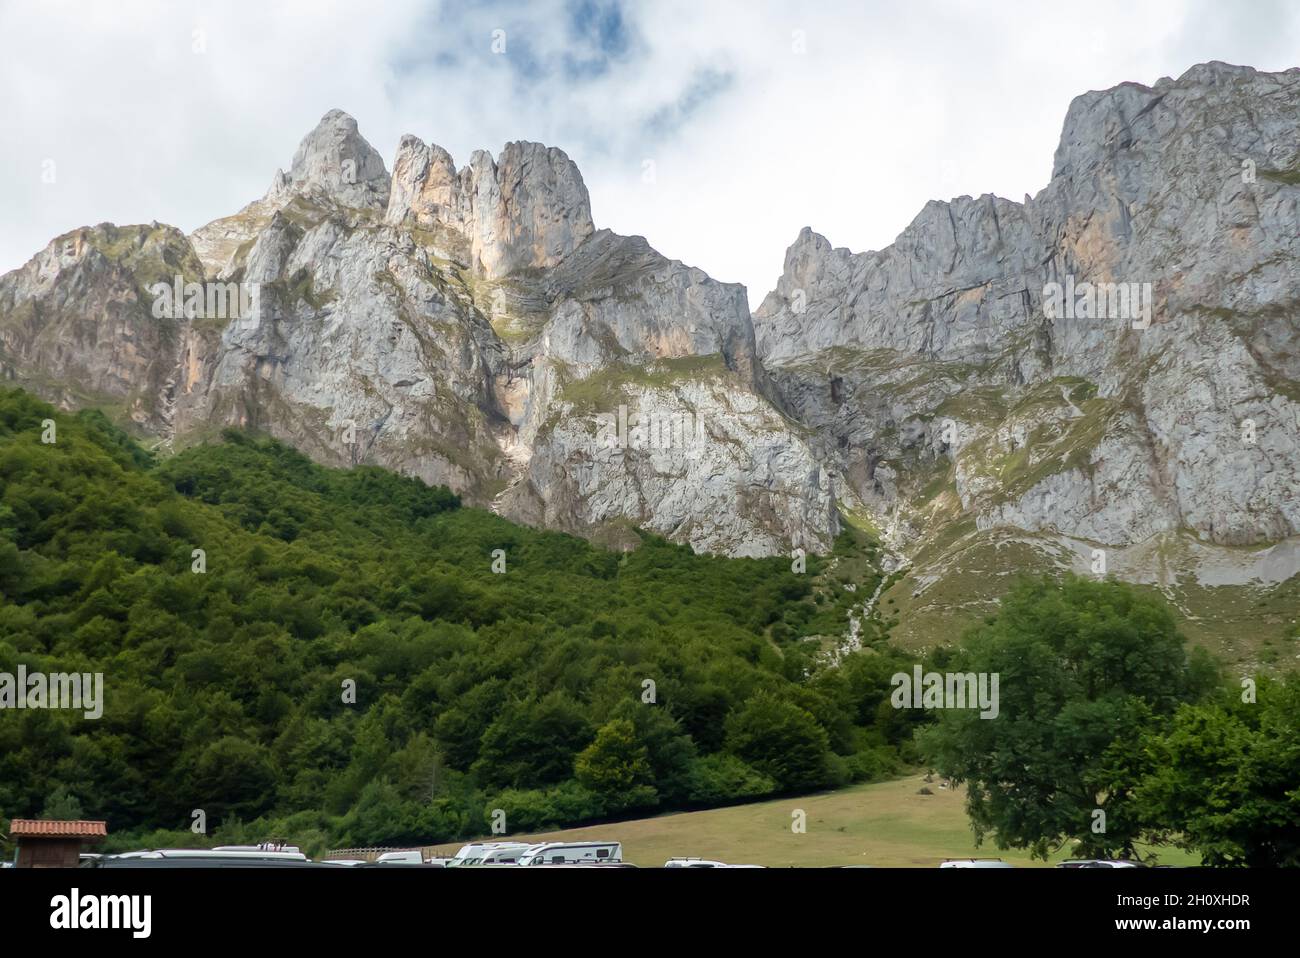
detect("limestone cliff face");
top-left (386, 135), bottom-right (595, 279)
top-left (2, 63), bottom-right (1297, 581)
top-left (0, 223), bottom-right (212, 432)
top-left (755, 62), bottom-right (1300, 558)
top-left (3, 109), bottom-right (833, 555)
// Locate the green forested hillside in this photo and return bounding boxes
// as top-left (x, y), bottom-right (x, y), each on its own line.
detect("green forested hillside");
top-left (0, 388), bottom-right (916, 852)
top-left (5, 386), bottom-right (1293, 866)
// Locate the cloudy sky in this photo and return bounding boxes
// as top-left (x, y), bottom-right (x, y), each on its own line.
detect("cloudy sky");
top-left (3, 0), bottom-right (1298, 306)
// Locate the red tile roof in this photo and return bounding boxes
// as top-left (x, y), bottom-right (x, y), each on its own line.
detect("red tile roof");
top-left (9, 819), bottom-right (108, 839)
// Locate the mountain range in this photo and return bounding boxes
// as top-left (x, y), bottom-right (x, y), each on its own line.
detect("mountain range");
top-left (2, 61), bottom-right (1297, 658)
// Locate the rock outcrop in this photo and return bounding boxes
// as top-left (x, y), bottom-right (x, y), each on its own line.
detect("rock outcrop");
top-left (755, 62), bottom-right (1300, 554)
top-left (386, 135), bottom-right (595, 278)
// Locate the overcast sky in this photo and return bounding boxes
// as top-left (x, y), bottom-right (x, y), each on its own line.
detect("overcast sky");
top-left (3, 0), bottom-right (1298, 306)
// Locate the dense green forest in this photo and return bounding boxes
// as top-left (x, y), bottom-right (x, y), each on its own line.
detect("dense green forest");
top-left (0, 388), bottom-right (918, 853)
top-left (1, 387), bottom-right (1295, 864)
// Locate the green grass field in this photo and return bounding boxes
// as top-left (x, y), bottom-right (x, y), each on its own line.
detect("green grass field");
top-left (426, 774), bottom-right (1202, 868)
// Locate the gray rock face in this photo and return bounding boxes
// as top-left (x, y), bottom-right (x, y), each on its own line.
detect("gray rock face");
top-left (275, 108), bottom-right (391, 211)
top-left (2, 63), bottom-right (1298, 573)
top-left (386, 135), bottom-right (595, 278)
top-left (2, 109), bottom-right (831, 556)
top-left (755, 61), bottom-right (1300, 553)
top-left (505, 376), bottom-right (839, 557)
top-left (0, 223), bottom-right (211, 431)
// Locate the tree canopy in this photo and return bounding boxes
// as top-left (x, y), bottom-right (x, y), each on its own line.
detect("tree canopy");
top-left (0, 388), bottom-right (907, 850)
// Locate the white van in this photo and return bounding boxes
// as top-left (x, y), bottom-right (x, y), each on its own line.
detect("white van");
top-left (939, 858), bottom-right (1014, 868)
top-left (375, 850), bottom-right (424, 865)
top-left (664, 857), bottom-right (764, 868)
top-left (517, 841), bottom-right (622, 866)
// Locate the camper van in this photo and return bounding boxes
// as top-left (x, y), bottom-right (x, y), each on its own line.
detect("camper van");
top-left (445, 841), bottom-right (529, 867)
top-left (516, 841), bottom-right (623, 866)
top-left (476, 844), bottom-right (531, 866)
top-left (375, 851), bottom-right (424, 865)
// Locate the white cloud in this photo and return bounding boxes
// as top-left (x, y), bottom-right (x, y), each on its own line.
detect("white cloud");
top-left (1, 0), bottom-right (1296, 307)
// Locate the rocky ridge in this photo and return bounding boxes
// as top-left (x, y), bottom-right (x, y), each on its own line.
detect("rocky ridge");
top-left (5, 108), bottom-right (837, 555)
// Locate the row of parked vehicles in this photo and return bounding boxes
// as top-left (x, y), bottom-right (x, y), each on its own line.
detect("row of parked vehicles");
top-left (82, 839), bottom-right (771, 868)
top-left (78, 841), bottom-right (1151, 868)
top-left (423, 842), bottom-right (765, 868)
top-left (939, 858), bottom-right (1149, 868)
top-left (375, 840), bottom-right (629, 867)
top-left (80, 840), bottom-right (634, 868)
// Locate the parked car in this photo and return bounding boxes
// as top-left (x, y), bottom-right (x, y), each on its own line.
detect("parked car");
top-left (664, 858), bottom-right (764, 868)
top-left (528, 861), bottom-right (639, 868)
top-left (214, 842), bottom-right (302, 854)
top-left (1056, 859), bottom-right (1144, 868)
top-left (939, 858), bottom-right (1014, 868)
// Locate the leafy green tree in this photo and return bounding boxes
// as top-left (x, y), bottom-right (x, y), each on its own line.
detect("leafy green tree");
top-left (606, 699), bottom-right (696, 804)
top-left (40, 786), bottom-right (85, 820)
top-left (685, 754), bottom-right (776, 804)
top-left (724, 694), bottom-right (831, 792)
top-left (472, 693), bottom-right (593, 790)
top-left (574, 719), bottom-right (658, 810)
top-left (341, 779), bottom-right (417, 846)
top-left (190, 737), bottom-right (277, 820)
top-left (1124, 677), bottom-right (1300, 866)
top-left (918, 575), bottom-right (1217, 860)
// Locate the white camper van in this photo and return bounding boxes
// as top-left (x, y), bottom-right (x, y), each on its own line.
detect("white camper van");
top-left (516, 841), bottom-right (623, 866)
top-left (375, 850), bottom-right (424, 865)
top-left (445, 841), bottom-right (530, 867)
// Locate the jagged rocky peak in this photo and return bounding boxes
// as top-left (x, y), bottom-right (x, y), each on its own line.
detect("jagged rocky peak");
top-left (1052, 61), bottom-right (1298, 183)
top-left (267, 108), bottom-right (391, 210)
top-left (190, 110), bottom-right (393, 276)
top-left (760, 226), bottom-right (853, 303)
top-left (753, 190), bottom-right (1041, 365)
top-left (0, 222), bottom-right (208, 429)
top-left (387, 134), bottom-right (460, 228)
top-left (386, 134), bottom-right (595, 278)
